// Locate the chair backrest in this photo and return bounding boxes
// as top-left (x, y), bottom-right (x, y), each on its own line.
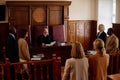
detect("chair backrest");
top-left (50, 25), bottom-right (65, 42)
top-left (0, 54), bottom-right (61, 80)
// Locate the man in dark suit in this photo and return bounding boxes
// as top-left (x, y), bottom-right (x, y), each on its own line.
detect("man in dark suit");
top-left (97, 24), bottom-right (107, 44)
top-left (37, 28), bottom-right (53, 46)
top-left (6, 26), bottom-right (20, 80)
top-left (6, 26), bottom-right (19, 62)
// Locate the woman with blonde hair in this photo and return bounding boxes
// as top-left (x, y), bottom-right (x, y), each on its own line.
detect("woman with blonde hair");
top-left (62, 42), bottom-right (89, 80)
top-left (97, 24), bottom-right (107, 44)
top-left (89, 39), bottom-right (109, 80)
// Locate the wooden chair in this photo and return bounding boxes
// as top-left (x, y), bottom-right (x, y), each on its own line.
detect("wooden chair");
top-left (0, 54), bottom-right (61, 80)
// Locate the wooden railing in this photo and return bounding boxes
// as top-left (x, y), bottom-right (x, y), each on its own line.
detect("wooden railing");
top-left (107, 50), bottom-right (120, 75)
top-left (0, 54), bottom-right (61, 80)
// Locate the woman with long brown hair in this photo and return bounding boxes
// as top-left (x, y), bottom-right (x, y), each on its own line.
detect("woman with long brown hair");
top-left (62, 42), bottom-right (89, 80)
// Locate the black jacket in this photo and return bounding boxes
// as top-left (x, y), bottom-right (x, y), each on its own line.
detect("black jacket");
top-left (6, 34), bottom-right (19, 62)
top-left (97, 31), bottom-right (107, 43)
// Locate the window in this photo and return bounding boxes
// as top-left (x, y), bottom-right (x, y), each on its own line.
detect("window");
top-left (98, 0), bottom-right (116, 32)
top-left (112, 0), bottom-right (116, 23)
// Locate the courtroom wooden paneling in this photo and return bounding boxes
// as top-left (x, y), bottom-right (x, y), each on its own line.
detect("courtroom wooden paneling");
top-left (48, 6), bottom-right (63, 25)
top-left (0, 23), bottom-right (9, 62)
top-left (112, 23), bottom-right (120, 48)
top-left (68, 20), bottom-right (97, 50)
top-left (6, 1), bottom-right (71, 42)
top-left (8, 7), bottom-right (29, 25)
top-left (6, 1), bottom-right (71, 28)
top-left (76, 21), bottom-right (85, 47)
top-left (67, 21), bottom-right (76, 42)
top-left (0, 23), bottom-right (9, 47)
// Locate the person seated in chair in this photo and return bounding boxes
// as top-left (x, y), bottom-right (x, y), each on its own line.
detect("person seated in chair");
top-left (37, 28), bottom-right (53, 47)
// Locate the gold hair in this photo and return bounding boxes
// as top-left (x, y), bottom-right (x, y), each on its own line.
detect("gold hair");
top-left (71, 42), bottom-right (85, 58)
top-left (93, 39), bottom-right (106, 56)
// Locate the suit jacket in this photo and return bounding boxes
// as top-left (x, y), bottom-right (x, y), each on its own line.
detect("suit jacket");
top-left (6, 33), bottom-right (19, 62)
top-left (89, 53), bottom-right (109, 80)
top-left (37, 34), bottom-right (53, 46)
top-left (97, 31), bottom-right (107, 43)
top-left (62, 57), bottom-right (89, 80)
top-left (18, 38), bottom-right (30, 61)
top-left (106, 34), bottom-right (119, 53)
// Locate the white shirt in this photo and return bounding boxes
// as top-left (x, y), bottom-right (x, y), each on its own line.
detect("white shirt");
top-left (9, 33), bottom-right (15, 39)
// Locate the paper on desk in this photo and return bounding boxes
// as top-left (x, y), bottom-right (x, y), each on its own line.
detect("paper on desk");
top-left (45, 41), bottom-right (56, 46)
top-left (31, 58), bottom-right (41, 60)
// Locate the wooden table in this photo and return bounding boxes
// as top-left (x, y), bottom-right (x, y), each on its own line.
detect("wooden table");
top-left (30, 44), bottom-right (72, 66)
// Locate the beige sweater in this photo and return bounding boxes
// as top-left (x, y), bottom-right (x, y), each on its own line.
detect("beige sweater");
top-left (62, 57), bottom-right (89, 80)
top-left (18, 38), bottom-right (30, 61)
top-left (106, 34), bottom-right (119, 53)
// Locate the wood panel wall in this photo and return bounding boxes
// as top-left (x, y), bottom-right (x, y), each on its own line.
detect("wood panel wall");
top-left (0, 23), bottom-right (9, 48)
top-left (68, 20), bottom-right (97, 50)
top-left (113, 23), bottom-right (120, 48)
top-left (6, 1), bottom-right (71, 26)
top-left (6, 1), bottom-right (71, 42)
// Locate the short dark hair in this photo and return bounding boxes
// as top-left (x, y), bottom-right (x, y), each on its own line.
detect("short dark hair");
top-left (9, 26), bottom-right (16, 34)
top-left (108, 28), bottom-right (114, 33)
top-left (18, 29), bottom-right (27, 38)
